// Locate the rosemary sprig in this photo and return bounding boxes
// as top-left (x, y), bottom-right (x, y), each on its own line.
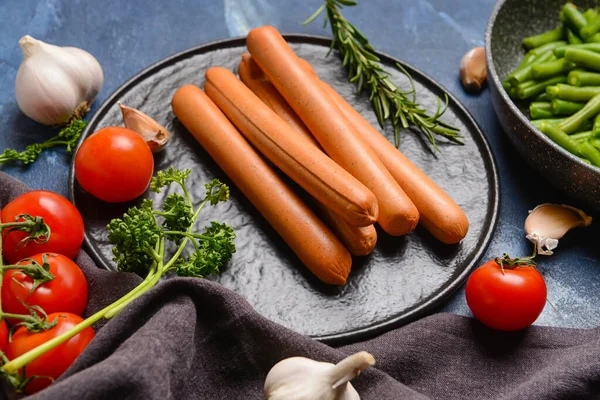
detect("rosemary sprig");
top-left (304, 0), bottom-right (463, 152)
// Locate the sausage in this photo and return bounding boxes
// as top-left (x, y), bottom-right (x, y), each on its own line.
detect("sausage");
top-left (238, 55), bottom-right (377, 256)
top-left (204, 66), bottom-right (378, 228)
top-left (295, 57), bottom-right (470, 244)
top-left (171, 84), bottom-right (352, 285)
top-left (238, 54), bottom-right (318, 147)
top-left (318, 208), bottom-right (377, 256)
top-left (318, 80), bottom-right (469, 244)
top-left (247, 26), bottom-right (420, 237)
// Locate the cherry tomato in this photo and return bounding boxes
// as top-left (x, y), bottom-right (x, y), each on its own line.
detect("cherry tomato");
top-left (6, 312), bottom-right (95, 394)
top-left (1, 191), bottom-right (84, 264)
top-left (0, 320), bottom-right (8, 352)
top-left (74, 126), bottom-right (154, 203)
top-left (2, 253), bottom-right (88, 322)
top-left (465, 259), bottom-right (547, 331)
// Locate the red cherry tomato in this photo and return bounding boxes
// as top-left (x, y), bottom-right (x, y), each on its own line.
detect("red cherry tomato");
top-left (1, 191), bottom-right (84, 264)
top-left (466, 259), bottom-right (547, 331)
top-left (2, 253), bottom-right (88, 323)
top-left (6, 312), bottom-right (95, 394)
top-left (74, 126), bottom-right (154, 203)
top-left (0, 320), bottom-right (8, 352)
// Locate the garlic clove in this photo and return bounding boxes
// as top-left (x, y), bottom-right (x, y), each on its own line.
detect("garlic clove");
top-left (119, 104), bottom-right (171, 153)
top-left (524, 203), bottom-right (592, 255)
top-left (460, 47), bottom-right (487, 93)
top-left (264, 352), bottom-right (374, 400)
top-left (15, 35), bottom-right (103, 126)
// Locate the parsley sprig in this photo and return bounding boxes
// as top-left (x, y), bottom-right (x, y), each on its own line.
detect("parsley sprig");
top-left (1, 168), bottom-right (236, 377)
top-left (0, 120), bottom-right (87, 165)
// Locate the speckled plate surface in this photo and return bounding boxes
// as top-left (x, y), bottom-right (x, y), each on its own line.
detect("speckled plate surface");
top-left (486, 0), bottom-right (600, 212)
top-left (68, 35), bottom-right (499, 344)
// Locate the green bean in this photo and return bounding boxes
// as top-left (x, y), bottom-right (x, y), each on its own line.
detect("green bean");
top-left (567, 70), bottom-right (600, 86)
top-left (593, 113), bottom-right (600, 135)
top-left (531, 118), bottom-right (566, 129)
top-left (562, 3), bottom-right (588, 33)
top-left (529, 41), bottom-right (568, 56)
top-left (558, 93), bottom-right (600, 133)
top-left (551, 99), bottom-right (585, 115)
top-left (535, 92), bottom-right (551, 101)
top-left (564, 48), bottom-right (600, 71)
top-left (546, 84), bottom-right (600, 101)
top-left (591, 137), bottom-right (600, 149)
top-left (508, 51), bottom-right (556, 86)
top-left (553, 43), bottom-right (600, 57)
top-left (570, 130), bottom-right (592, 142)
top-left (566, 28), bottom-right (584, 44)
top-left (523, 27), bottom-right (564, 49)
top-left (518, 76), bottom-right (567, 99)
top-left (531, 58), bottom-right (575, 79)
top-left (530, 102), bottom-right (554, 119)
top-left (530, 118), bottom-right (594, 132)
top-left (508, 80), bottom-right (534, 98)
top-left (583, 8), bottom-right (598, 23)
top-left (539, 122), bottom-right (582, 156)
top-left (579, 141), bottom-right (600, 167)
top-left (581, 15), bottom-right (600, 40)
top-left (504, 53), bottom-right (538, 88)
top-left (586, 32), bottom-right (600, 42)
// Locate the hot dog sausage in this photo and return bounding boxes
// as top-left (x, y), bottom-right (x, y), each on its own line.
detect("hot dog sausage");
top-left (317, 79), bottom-right (469, 244)
top-left (247, 26), bottom-right (420, 237)
top-left (294, 57), bottom-right (469, 243)
top-left (171, 84), bottom-right (352, 285)
top-left (238, 54), bottom-right (318, 147)
top-left (205, 66), bottom-right (378, 228)
top-left (238, 55), bottom-right (377, 255)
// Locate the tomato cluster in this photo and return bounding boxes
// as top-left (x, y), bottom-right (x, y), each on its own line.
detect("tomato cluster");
top-left (0, 191), bottom-right (93, 394)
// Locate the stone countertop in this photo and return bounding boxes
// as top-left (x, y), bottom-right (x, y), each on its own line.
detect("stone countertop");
top-left (0, 0), bottom-right (598, 329)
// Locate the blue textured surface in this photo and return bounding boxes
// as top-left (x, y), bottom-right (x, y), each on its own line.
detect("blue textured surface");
top-left (0, 0), bottom-right (598, 328)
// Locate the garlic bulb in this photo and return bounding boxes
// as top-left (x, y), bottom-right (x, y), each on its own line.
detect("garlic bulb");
top-left (15, 35), bottom-right (103, 125)
top-left (264, 351), bottom-right (375, 400)
top-left (524, 203), bottom-right (592, 255)
top-left (119, 104), bottom-right (171, 153)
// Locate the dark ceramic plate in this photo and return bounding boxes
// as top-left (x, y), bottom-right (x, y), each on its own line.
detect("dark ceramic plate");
top-left (68, 35), bottom-right (499, 344)
top-left (486, 0), bottom-right (600, 212)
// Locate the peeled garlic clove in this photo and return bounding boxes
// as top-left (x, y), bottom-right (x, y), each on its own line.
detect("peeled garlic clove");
top-left (15, 35), bottom-right (103, 125)
top-left (460, 47), bottom-right (487, 93)
top-left (264, 351), bottom-right (374, 400)
top-left (524, 203), bottom-right (592, 255)
top-left (119, 104), bottom-right (171, 153)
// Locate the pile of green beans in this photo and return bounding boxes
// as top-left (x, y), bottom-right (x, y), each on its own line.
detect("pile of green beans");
top-left (504, 2), bottom-right (600, 167)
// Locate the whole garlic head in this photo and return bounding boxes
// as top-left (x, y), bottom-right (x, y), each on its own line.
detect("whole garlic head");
top-left (264, 351), bottom-right (375, 400)
top-left (15, 35), bottom-right (103, 125)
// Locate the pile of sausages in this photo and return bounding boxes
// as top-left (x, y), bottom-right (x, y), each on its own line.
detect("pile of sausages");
top-left (172, 26), bottom-right (469, 286)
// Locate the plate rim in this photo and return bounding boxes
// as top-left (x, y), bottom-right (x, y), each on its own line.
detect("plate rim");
top-left (68, 33), bottom-right (500, 345)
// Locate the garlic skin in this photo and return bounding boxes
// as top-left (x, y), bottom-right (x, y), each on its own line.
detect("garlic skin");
top-left (264, 351), bottom-right (375, 400)
top-left (15, 35), bottom-right (103, 125)
top-left (119, 104), bottom-right (171, 153)
top-left (460, 47), bottom-right (487, 93)
top-left (524, 203), bottom-right (592, 255)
